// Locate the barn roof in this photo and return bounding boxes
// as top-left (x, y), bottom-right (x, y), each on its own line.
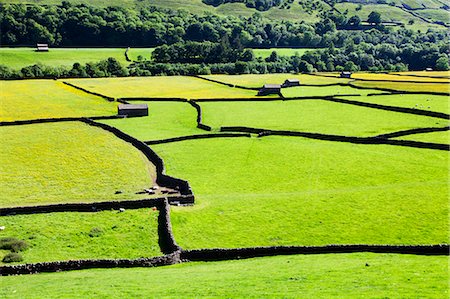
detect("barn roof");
top-left (263, 84), bottom-right (282, 89)
top-left (285, 78), bottom-right (300, 83)
top-left (118, 104), bottom-right (148, 110)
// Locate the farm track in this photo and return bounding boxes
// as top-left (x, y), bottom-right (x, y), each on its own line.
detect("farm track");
top-left (2, 76), bottom-right (449, 275)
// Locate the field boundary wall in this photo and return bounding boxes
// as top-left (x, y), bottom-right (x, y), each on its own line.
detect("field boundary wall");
top-left (220, 126), bottom-right (449, 151)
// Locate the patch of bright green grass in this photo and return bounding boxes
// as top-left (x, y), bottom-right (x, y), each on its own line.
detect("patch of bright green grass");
top-left (101, 101), bottom-right (203, 141)
top-left (0, 122), bottom-right (155, 207)
top-left (252, 48), bottom-right (317, 59)
top-left (201, 73), bottom-right (351, 88)
top-left (66, 76), bottom-right (262, 99)
top-left (281, 85), bottom-right (384, 97)
top-left (199, 100), bottom-right (448, 136)
top-left (0, 48), bottom-right (154, 70)
top-left (151, 137), bottom-right (449, 249)
top-left (0, 253), bottom-right (447, 298)
top-left (351, 72), bottom-right (450, 83)
top-left (0, 80), bottom-right (116, 121)
top-left (0, 209), bottom-right (160, 264)
top-left (393, 130), bottom-right (450, 144)
top-left (338, 94), bottom-right (449, 114)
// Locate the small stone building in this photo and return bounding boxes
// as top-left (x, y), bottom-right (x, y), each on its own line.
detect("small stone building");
top-left (258, 84), bottom-right (282, 96)
top-left (118, 104), bottom-right (148, 117)
top-left (282, 79), bottom-right (300, 87)
top-left (340, 71), bottom-right (352, 78)
top-left (36, 44), bottom-right (49, 52)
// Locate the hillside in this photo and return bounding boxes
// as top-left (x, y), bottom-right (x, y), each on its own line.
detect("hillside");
top-left (0, 0), bottom-right (448, 28)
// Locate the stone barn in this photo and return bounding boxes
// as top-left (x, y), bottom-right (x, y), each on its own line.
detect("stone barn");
top-left (36, 44), bottom-right (49, 52)
top-left (258, 84), bottom-right (282, 96)
top-left (282, 79), bottom-right (300, 87)
top-left (340, 71), bottom-right (352, 78)
top-left (118, 104), bottom-right (148, 117)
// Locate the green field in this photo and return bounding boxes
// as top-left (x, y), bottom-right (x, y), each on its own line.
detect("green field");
top-left (101, 101), bottom-right (202, 141)
top-left (201, 73), bottom-right (351, 87)
top-left (1, 254), bottom-right (447, 298)
top-left (0, 122), bottom-right (155, 207)
top-left (0, 80), bottom-right (117, 121)
top-left (334, 2), bottom-right (445, 31)
top-left (0, 48), bottom-right (154, 70)
top-left (199, 100), bottom-right (447, 136)
top-left (0, 73), bottom-right (448, 296)
top-left (66, 76), bottom-right (264, 99)
top-left (152, 137), bottom-right (449, 248)
top-left (0, 209), bottom-right (160, 265)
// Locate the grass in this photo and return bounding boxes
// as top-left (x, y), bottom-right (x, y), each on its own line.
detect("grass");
top-left (199, 100), bottom-right (448, 136)
top-left (200, 73), bottom-right (351, 88)
top-left (338, 94), bottom-right (449, 114)
top-left (281, 85), bottom-right (384, 97)
top-left (0, 253), bottom-right (447, 298)
top-left (334, 2), bottom-right (444, 31)
top-left (393, 130), bottom-right (449, 144)
top-left (0, 48), bottom-right (154, 70)
top-left (252, 48), bottom-right (317, 59)
top-left (350, 80), bottom-right (450, 94)
top-left (0, 209), bottom-right (160, 265)
top-left (393, 71), bottom-right (450, 78)
top-left (150, 136), bottom-right (449, 249)
top-left (351, 73), bottom-right (450, 83)
top-left (101, 101), bottom-right (203, 141)
top-left (0, 80), bottom-right (117, 121)
top-left (0, 122), bottom-right (156, 207)
top-left (66, 76), bottom-right (262, 99)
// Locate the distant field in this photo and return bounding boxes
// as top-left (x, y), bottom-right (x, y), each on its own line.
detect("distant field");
top-left (151, 137), bottom-right (449, 248)
top-left (334, 2), bottom-right (445, 31)
top-left (1, 254), bottom-right (447, 298)
top-left (393, 71), bottom-right (450, 78)
top-left (253, 48), bottom-right (317, 59)
top-left (280, 85), bottom-right (383, 97)
top-left (0, 0), bottom-right (323, 22)
top-left (350, 73), bottom-right (450, 83)
top-left (0, 122), bottom-right (155, 207)
top-left (0, 209), bottom-right (160, 265)
top-left (66, 76), bottom-right (264, 99)
top-left (0, 80), bottom-right (116, 121)
top-left (350, 80), bottom-right (450, 94)
top-left (0, 47), bottom-right (154, 69)
top-left (199, 100), bottom-right (448, 136)
top-left (200, 73), bottom-right (351, 88)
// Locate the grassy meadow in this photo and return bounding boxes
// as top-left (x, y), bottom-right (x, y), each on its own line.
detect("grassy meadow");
top-left (200, 73), bottom-right (351, 87)
top-left (101, 101), bottom-right (203, 141)
top-left (0, 80), bottom-right (117, 121)
top-left (0, 209), bottom-right (160, 265)
top-left (0, 72), bottom-right (448, 296)
top-left (0, 122), bottom-right (155, 207)
top-left (66, 76), bottom-right (263, 99)
top-left (0, 253), bottom-right (448, 298)
top-left (350, 80), bottom-right (450, 94)
top-left (0, 47), bottom-right (154, 69)
top-left (151, 137), bottom-right (449, 248)
top-left (199, 100), bottom-right (448, 136)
